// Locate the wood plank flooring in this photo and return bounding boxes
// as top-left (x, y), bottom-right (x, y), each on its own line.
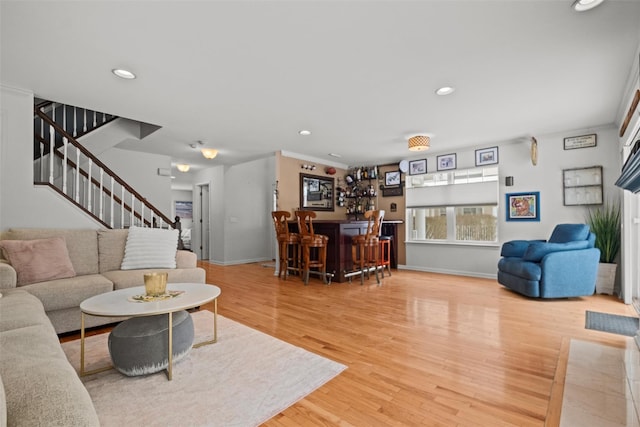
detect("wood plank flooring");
top-left (196, 262), bottom-right (635, 427)
top-left (62, 262), bottom-right (636, 426)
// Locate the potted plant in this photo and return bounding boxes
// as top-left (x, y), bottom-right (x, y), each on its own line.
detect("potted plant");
top-left (586, 201), bottom-right (621, 295)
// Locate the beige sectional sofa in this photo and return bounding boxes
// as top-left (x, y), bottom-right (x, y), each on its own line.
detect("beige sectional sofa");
top-left (0, 228), bottom-right (206, 333)
top-left (0, 227), bottom-right (206, 426)
top-left (0, 289), bottom-right (100, 426)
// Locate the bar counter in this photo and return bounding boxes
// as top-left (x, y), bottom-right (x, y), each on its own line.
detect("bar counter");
top-left (289, 219), bottom-right (402, 283)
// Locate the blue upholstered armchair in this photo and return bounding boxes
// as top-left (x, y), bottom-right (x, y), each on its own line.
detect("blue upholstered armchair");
top-left (497, 224), bottom-right (600, 298)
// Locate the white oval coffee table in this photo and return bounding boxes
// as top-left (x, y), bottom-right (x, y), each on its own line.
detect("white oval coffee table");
top-left (79, 282), bottom-right (221, 380)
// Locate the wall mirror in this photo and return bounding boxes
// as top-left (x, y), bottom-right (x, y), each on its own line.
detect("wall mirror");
top-left (300, 173), bottom-right (334, 211)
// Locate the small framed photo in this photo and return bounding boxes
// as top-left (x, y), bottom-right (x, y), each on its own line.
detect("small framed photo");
top-left (308, 179), bottom-right (320, 192)
top-left (409, 159), bottom-right (427, 175)
top-left (506, 191), bottom-right (540, 222)
top-left (385, 170), bottom-right (401, 187)
top-left (437, 153), bottom-right (457, 171)
top-left (564, 134), bottom-right (596, 150)
top-left (475, 146), bottom-right (499, 166)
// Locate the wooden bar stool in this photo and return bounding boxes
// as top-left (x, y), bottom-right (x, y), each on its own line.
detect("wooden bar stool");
top-left (271, 211), bottom-right (300, 280)
top-left (351, 209), bottom-right (384, 285)
top-left (295, 210), bottom-right (329, 285)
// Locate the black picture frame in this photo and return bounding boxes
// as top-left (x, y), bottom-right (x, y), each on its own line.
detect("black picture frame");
top-left (437, 153), bottom-right (457, 171)
top-left (409, 159), bottom-right (427, 175)
top-left (563, 134), bottom-right (597, 150)
top-left (382, 186), bottom-right (403, 197)
top-left (385, 171), bottom-right (401, 186)
top-left (475, 146), bottom-right (499, 166)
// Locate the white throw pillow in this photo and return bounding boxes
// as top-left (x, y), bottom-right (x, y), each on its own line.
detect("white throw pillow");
top-left (120, 226), bottom-right (179, 270)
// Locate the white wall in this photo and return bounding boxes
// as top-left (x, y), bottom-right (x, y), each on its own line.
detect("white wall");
top-left (223, 156), bottom-right (275, 264)
top-left (0, 86), bottom-right (100, 229)
top-left (98, 147), bottom-right (172, 215)
top-left (405, 124), bottom-right (621, 278)
top-left (190, 156), bottom-right (275, 265)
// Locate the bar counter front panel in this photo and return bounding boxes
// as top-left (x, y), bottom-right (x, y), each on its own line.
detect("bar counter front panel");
top-left (288, 220), bottom-right (401, 283)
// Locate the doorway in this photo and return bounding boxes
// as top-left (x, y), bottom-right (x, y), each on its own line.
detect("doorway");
top-left (196, 183), bottom-right (210, 260)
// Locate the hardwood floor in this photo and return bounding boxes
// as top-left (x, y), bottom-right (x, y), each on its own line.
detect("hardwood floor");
top-left (62, 262), bottom-right (635, 426)
top-left (194, 261), bottom-right (636, 427)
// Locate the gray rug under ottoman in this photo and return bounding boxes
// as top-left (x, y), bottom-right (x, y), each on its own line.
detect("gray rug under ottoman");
top-left (108, 310), bottom-right (194, 376)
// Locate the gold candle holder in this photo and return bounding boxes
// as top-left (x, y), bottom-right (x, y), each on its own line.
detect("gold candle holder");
top-left (144, 273), bottom-right (168, 297)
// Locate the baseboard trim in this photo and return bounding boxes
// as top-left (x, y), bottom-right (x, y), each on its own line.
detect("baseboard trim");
top-left (398, 264), bottom-right (497, 280)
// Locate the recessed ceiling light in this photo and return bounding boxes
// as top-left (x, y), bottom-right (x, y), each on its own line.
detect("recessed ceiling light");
top-left (299, 130), bottom-right (311, 136)
top-left (112, 68), bottom-right (136, 79)
top-left (436, 86), bottom-right (455, 96)
top-left (329, 153), bottom-right (342, 158)
top-left (572, 0), bottom-right (604, 12)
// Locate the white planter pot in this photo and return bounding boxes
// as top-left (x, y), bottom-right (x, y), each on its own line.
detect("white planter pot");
top-left (595, 262), bottom-right (617, 295)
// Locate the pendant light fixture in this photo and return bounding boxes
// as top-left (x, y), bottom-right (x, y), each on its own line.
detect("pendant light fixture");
top-left (408, 135), bottom-right (430, 151)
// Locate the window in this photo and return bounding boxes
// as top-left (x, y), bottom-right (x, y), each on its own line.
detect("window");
top-left (406, 167), bottom-right (499, 244)
top-left (454, 206), bottom-right (497, 241)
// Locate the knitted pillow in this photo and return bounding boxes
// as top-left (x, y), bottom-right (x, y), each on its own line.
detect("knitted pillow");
top-left (0, 237), bottom-right (76, 286)
top-left (120, 226), bottom-right (179, 270)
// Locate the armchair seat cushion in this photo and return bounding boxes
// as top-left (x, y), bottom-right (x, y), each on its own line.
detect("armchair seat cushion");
top-left (498, 257), bottom-right (541, 281)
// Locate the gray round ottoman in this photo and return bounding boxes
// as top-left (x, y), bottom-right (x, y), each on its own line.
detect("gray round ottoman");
top-left (108, 310), bottom-right (194, 376)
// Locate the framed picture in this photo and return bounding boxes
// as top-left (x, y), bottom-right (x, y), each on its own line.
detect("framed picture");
top-left (385, 170), bottom-right (401, 187)
top-left (175, 201), bottom-right (193, 219)
top-left (475, 146), bottom-right (499, 166)
top-left (308, 179), bottom-right (320, 192)
top-left (409, 159), bottom-right (427, 175)
top-left (506, 191), bottom-right (540, 222)
top-left (564, 134), bottom-right (597, 150)
top-left (437, 153), bottom-right (457, 171)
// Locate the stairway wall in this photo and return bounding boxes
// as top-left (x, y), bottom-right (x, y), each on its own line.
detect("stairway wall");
top-left (1, 85), bottom-right (99, 230)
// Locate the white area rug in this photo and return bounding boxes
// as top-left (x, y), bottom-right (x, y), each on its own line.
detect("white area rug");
top-left (62, 311), bottom-right (346, 427)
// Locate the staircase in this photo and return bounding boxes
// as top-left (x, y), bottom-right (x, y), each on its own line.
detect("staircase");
top-left (33, 101), bottom-right (175, 230)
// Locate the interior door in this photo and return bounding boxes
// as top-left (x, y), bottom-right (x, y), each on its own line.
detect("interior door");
top-left (198, 183), bottom-right (210, 260)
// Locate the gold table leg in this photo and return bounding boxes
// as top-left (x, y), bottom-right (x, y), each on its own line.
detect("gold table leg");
top-left (79, 312), bottom-right (113, 377)
top-left (193, 299), bottom-right (218, 348)
top-left (166, 312), bottom-right (173, 380)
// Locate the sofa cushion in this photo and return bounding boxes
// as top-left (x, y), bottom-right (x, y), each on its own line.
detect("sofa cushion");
top-left (0, 289), bottom-right (51, 332)
top-left (522, 240), bottom-right (591, 262)
top-left (0, 325), bottom-right (100, 427)
top-left (98, 229), bottom-right (129, 273)
top-left (102, 267), bottom-right (206, 290)
top-left (121, 226), bottom-right (179, 270)
top-left (1, 229), bottom-right (99, 276)
top-left (497, 257), bottom-right (542, 281)
top-left (548, 224), bottom-right (590, 243)
top-left (0, 237), bottom-right (76, 286)
top-left (19, 274), bottom-right (114, 312)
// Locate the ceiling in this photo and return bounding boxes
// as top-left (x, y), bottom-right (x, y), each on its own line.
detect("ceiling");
top-left (2, 1), bottom-right (640, 180)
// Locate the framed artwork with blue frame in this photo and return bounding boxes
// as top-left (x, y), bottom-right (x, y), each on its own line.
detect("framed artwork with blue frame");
top-left (506, 191), bottom-right (540, 222)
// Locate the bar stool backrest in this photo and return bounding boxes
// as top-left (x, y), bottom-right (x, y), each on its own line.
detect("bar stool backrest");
top-left (272, 211), bottom-right (292, 238)
top-left (295, 210), bottom-right (316, 238)
top-left (365, 209), bottom-right (385, 239)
